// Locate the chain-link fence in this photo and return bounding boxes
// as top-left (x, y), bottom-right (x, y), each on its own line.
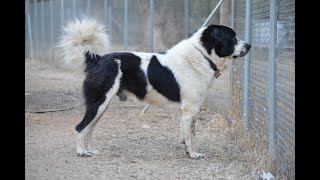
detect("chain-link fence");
top-left (25, 0), bottom-right (295, 177)
top-left (233, 0), bottom-right (295, 176)
top-left (25, 0), bottom-right (222, 62)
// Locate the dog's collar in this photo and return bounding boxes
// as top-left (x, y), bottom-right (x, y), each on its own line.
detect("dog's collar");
top-left (192, 45), bottom-right (221, 78)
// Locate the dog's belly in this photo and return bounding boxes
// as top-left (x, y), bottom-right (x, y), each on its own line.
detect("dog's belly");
top-left (143, 89), bottom-right (180, 109)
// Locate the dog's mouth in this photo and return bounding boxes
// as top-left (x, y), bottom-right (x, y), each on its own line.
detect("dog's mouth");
top-left (232, 42), bottom-right (251, 58)
top-left (239, 51), bottom-right (247, 57)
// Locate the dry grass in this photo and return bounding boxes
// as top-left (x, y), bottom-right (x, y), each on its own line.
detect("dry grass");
top-left (229, 82), bottom-right (279, 177)
top-left (274, 140), bottom-right (295, 180)
top-left (228, 81), bottom-right (296, 179)
top-left (202, 80), bottom-right (288, 179)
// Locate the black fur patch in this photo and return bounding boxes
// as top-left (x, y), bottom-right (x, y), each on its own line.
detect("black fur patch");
top-left (148, 56), bottom-right (181, 102)
top-left (76, 53), bottom-right (119, 132)
top-left (200, 25), bottom-right (237, 57)
top-left (110, 52), bottom-right (147, 100)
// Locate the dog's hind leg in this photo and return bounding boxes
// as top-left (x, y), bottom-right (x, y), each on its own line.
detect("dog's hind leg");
top-left (180, 103), bottom-right (204, 159)
top-left (76, 97), bottom-right (110, 157)
top-left (76, 88), bottom-right (120, 157)
top-left (76, 63), bottom-right (122, 157)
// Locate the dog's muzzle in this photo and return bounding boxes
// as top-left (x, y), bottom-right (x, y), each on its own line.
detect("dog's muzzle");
top-left (239, 43), bottom-right (251, 57)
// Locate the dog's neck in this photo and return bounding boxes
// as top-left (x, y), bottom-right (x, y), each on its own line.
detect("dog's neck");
top-left (189, 28), bottom-right (229, 76)
top-left (192, 45), bottom-right (221, 78)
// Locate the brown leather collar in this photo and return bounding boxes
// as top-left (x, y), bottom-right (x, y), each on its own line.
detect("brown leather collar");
top-left (193, 45), bottom-right (221, 78)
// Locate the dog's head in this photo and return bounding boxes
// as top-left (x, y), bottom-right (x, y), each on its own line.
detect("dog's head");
top-left (200, 25), bottom-right (251, 59)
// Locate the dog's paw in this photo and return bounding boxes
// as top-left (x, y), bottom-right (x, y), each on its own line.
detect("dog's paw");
top-left (77, 149), bottom-right (99, 157)
top-left (77, 151), bottom-right (93, 157)
top-left (180, 139), bottom-right (186, 145)
top-left (188, 152), bottom-right (205, 160)
top-left (88, 149), bottom-right (100, 155)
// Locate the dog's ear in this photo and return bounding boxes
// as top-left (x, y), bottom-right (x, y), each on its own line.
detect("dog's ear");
top-left (201, 25), bottom-right (223, 55)
top-left (201, 25), bottom-right (215, 55)
top-left (209, 27), bottom-right (225, 56)
top-left (210, 27), bottom-right (224, 48)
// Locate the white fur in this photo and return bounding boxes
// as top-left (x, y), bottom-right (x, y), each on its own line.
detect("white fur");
top-left (139, 27), bottom-right (232, 158)
top-left (59, 18), bottom-right (248, 159)
top-left (232, 39), bottom-right (246, 56)
top-left (57, 17), bottom-right (111, 70)
top-left (159, 28), bottom-right (216, 107)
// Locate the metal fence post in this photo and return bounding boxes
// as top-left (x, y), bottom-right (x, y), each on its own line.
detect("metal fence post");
top-left (184, 0), bottom-right (189, 39)
top-left (104, 0), bottom-right (108, 29)
top-left (124, 0), bottom-right (128, 51)
top-left (108, 5), bottom-right (112, 43)
top-left (149, 0), bottom-right (154, 52)
top-left (50, 0), bottom-right (54, 64)
top-left (27, 13), bottom-right (34, 60)
top-left (229, 0), bottom-right (235, 98)
top-left (268, 0), bottom-right (277, 157)
top-left (61, 0), bottom-right (64, 26)
top-left (41, 0), bottom-right (44, 57)
top-left (87, 0), bottom-right (91, 15)
top-left (60, 0), bottom-right (64, 68)
top-left (230, 0), bottom-right (234, 28)
top-left (34, 1), bottom-right (38, 59)
top-left (26, 0), bottom-right (33, 60)
top-left (243, 0), bottom-right (251, 130)
top-left (72, 0), bottom-right (76, 18)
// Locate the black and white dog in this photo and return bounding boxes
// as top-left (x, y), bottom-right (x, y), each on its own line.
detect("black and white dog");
top-left (58, 17), bottom-right (251, 159)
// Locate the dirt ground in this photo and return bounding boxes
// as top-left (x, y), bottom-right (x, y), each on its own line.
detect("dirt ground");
top-left (25, 61), bottom-right (257, 179)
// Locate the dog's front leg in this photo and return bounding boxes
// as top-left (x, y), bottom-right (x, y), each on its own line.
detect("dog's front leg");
top-left (181, 105), bottom-right (204, 159)
top-left (180, 113), bottom-right (185, 144)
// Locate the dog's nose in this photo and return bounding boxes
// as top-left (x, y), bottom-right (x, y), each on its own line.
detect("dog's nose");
top-left (246, 43), bottom-right (251, 51)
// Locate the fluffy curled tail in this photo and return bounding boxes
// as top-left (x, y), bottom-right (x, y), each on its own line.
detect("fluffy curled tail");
top-left (57, 17), bottom-right (111, 70)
